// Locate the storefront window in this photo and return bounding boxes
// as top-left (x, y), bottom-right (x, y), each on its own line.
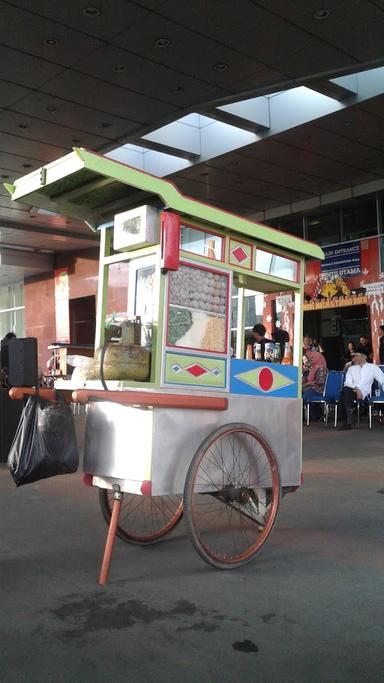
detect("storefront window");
top-left (342, 196), bottom-right (377, 241)
top-left (0, 283), bottom-right (24, 338)
top-left (264, 215), bottom-right (304, 238)
top-left (307, 207), bottom-right (341, 245)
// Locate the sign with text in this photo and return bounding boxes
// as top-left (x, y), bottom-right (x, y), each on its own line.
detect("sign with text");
top-left (321, 241), bottom-right (361, 277)
top-left (364, 281), bottom-right (384, 295)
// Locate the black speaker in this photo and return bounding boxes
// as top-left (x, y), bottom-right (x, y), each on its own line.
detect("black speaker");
top-left (0, 338), bottom-right (10, 375)
top-left (8, 337), bottom-right (38, 387)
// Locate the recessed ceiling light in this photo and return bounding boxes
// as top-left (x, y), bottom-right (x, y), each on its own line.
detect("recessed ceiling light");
top-left (22, 163), bottom-right (32, 169)
top-left (43, 38), bottom-right (59, 46)
top-left (83, 6), bottom-right (100, 17)
top-left (313, 9), bottom-right (330, 19)
top-left (101, 122), bottom-right (112, 128)
top-left (46, 105), bottom-right (56, 112)
top-left (153, 37), bottom-right (170, 48)
top-left (113, 64), bottom-right (126, 72)
top-left (213, 62), bottom-right (229, 71)
top-left (17, 123), bottom-right (28, 129)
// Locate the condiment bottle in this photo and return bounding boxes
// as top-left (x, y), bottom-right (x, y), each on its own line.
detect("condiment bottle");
top-left (246, 344), bottom-right (253, 360)
top-left (254, 342), bottom-right (262, 361)
top-left (207, 239), bottom-right (216, 259)
top-left (281, 342), bottom-right (293, 365)
top-left (264, 342), bottom-right (273, 362)
top-left (272, 342), bottom-right (281, 363)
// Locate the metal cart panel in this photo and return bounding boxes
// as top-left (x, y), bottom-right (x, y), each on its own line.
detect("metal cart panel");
top-left (84, 395), bottom-right (302, 495)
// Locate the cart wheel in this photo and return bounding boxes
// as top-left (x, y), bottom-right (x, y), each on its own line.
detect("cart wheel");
top-left (183, 422), bottom-right (280, 569)
top-left (99, 490), bottom-right (183, 545)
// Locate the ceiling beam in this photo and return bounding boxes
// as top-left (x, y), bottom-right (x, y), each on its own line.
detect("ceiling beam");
top-left (133, 138), bottom-right (198, 161)
top-left (308, 74), bottom-right (358, 101)
top-left (0, 248), bottom-right (53, 270)
top-left (142, 117), bottom-right (201, 157)
top-left (249, 177), bottom-right (384, 222)
top-left (196, 108), bottom-right (265, 134)
top-left (0, 219), bottom-right (98, 241)
top-left (216, 96), bottom-right (270, 131)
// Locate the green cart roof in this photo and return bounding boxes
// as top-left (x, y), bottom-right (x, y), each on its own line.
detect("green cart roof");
top-left (5, 147), bottom-right (323, 260)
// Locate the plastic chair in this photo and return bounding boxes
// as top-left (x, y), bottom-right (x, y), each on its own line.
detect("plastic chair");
top-left (303, 371), bottom-right (331, 426)
top-left (368, 380), bottom-right (384, 428)
top-left (323, 371), bottom-right (344, 427)
top-left (340, 371), bottom-right (380, 429)
top-left (352, 397), bottom-right (368, 429)
top-left (350, 385), bottom-right (375, 429)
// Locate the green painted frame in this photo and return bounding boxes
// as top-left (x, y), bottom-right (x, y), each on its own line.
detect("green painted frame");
top-left (4, 147), bottom-right (324, 392)
top-left (5, 147), bottom-right (323, 261)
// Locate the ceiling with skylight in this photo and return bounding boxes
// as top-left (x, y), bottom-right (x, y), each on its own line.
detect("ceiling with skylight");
top-left (1, 0), bottom-right (384, 283)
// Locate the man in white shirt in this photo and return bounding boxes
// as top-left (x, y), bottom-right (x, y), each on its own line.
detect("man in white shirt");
top-left (339, 352), bottom-right (384, 429)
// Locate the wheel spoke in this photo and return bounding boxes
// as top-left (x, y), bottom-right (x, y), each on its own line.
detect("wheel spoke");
top-left (183, 423), bottom-right (280, 568)
top-left (99, 490), bottom-right (183, 545)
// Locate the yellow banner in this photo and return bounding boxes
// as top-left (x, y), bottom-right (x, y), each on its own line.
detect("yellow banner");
top-left (303, 295), bottom-right (367, 311)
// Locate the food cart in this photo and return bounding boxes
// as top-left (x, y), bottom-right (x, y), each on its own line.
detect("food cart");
top-left (6, 149), bottom-right (323, 583)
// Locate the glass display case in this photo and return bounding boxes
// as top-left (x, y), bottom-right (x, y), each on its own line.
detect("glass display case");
top-left (255, 248), bottom-right (299, 282)
top-left (180, 225), bottom-right (224, 261)
top-left (167, 263), bottom-right (229, 354)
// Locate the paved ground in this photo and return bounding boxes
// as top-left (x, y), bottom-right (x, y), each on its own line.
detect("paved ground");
top-left (0, 415), bottom-right (383, 683)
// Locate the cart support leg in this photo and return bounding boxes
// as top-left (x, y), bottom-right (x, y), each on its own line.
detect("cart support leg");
top-left (99, 490), bottom-right (123, 586)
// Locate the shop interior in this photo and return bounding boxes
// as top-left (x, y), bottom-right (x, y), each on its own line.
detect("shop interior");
top-left (303, 304), bottom-right (371, 369)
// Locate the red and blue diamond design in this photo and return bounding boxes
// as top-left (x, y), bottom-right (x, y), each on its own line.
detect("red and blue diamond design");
top-left (230, 359), bottom-right (298, 397)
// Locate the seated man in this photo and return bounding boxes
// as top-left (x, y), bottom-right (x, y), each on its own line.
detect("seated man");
top-left (302, 350), bottom-right (328, 421)
top-left (338, 352), bottom-right (384, 429)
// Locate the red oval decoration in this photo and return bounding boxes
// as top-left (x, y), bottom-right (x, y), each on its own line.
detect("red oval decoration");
top-left (259, 367), bottom-right (274, 391)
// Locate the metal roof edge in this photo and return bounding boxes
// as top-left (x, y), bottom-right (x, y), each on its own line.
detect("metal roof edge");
top-left (76, 149), bottom-right (324, 260)
top-left (5, 147), bottom-right (323, 261)
top-left (10, 151), bottom-right (84, 201)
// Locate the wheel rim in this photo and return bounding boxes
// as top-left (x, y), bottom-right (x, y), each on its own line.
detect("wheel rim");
top-left (103, 492), bottom-right (183, 543)
top-left (186, 426), bottom-right (280, 565)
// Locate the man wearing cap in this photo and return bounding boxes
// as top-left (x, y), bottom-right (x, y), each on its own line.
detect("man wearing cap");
top-left (338, 352), bottom-right (384, 429)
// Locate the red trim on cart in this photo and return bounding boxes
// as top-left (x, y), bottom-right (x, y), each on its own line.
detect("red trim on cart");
top-left (140, 480), bottom-right (153, 496)
top-left (72, 389), bottom-right (228, 411)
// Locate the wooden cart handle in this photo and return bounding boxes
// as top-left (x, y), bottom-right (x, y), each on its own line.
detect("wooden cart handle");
top-left (9, 387), bottom-right (73, 402)
top-left (72, 389), bottom-right (228, 411)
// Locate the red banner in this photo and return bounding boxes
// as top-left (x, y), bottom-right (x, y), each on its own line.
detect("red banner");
top-left (305, 237), bottom-right (380, 301)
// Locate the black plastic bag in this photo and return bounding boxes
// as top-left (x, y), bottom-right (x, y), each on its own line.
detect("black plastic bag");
top-left (7, 395), bottom-right (79, 486)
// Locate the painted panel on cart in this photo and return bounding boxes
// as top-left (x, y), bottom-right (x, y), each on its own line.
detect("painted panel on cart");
top-left (230, 359), bottom-right (298, 397)
top-left (164, 352), bottom-right (227, 389)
